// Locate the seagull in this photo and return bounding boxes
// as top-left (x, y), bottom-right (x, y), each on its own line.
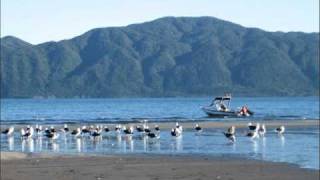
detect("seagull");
top-left (81, 126), bottom-right (90, 134)
top-left (144, 125), bottom-right (151, 133)
top-left (176, 122), bottom-right (183, 132)
top-left (275, 126), bottom-right (285, 134)
top-left (248, 122), bottom-right (260, 131)
top-left (21, 128), bottom-right (26, 136)
top-left (147, 132), bottom-right (160, 139)
top-left (223, 132), bottom-right (236, 143)
top-left (44, 127), bottom-right (51, 136)
top-left (35, 124), bottom-right (42, 135)
top-left (171, 128), bottom-right (181, 137)
top-left (104, 126), bottom-right (110, 132)
top-left (91, 128), bottom-right (102, 137)
top-left (44, 132), bottom-right (59, 140)
top-left (90, 125), bottom-right (94, 130)
top-left (258, 124), bottom-right (266, 136)
top-left (195, 124), bottom-right (202, 132)
top-left (136, 125), bottom-right (145, 132)
top-left (227, 126), bottom-right (236, 134)
top-left (115, 125), bottom-right (122, 133)
top-left (154, 125), bottom-right (160, 132)
top-left (71, 128), bottom-right (81, 137)
top-left (2, 126), bottom-right (14, 136)
top-left (21, 127), bottom-right (34, 138)
top-left (123, 126), bottom-right (134, 135)
top-left (223, 126), bottom-right (236, 142)
top-left (63, 124), bottom-right (69, 132)
top-left (246, 130), bottom-right (259, 139)
top-left (50, 126), bottom-right (56, 133)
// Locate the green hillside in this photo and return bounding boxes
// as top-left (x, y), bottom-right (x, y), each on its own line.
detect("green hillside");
top-left (1, 17), bottom-right (319, 98)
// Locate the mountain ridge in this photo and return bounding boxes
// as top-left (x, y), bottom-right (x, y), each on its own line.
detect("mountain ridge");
top-left (1, 16), bottom-right (319, 98)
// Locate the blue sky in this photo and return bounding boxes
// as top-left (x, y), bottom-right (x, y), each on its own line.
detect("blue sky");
top-left (1, 0), bottom-right (319, 44)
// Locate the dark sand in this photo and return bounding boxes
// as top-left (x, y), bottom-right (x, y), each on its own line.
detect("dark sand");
top-left (1, 152), bottom-right (319, 180)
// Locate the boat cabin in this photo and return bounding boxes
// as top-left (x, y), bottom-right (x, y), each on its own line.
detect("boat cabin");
top-left (210, 95), bottom-right (232, 112)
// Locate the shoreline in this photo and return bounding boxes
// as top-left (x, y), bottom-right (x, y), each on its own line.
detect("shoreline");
top-left (1, 152), bottom-right (319, 180)
top-left (1, 119), bottom-right (319, 130)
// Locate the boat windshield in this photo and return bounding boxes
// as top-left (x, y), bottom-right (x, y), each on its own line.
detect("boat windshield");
top-left (210, 95), bottom-right (231, 111)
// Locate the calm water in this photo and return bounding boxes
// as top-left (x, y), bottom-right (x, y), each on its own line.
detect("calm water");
top-left (0, 127), bottom-right (319, 169)
top-left (1, 97), bottom-right (319, 124)
top-left (0, 97), bottom-right (319, 169)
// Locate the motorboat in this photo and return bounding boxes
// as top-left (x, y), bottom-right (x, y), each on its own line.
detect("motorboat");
top-left (201, 94), bottom-right (253, 117)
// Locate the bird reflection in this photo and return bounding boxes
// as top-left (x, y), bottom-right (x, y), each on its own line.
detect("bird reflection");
top-left (147, 138), bottom-right (161, 152)
top-left (251, 139), bottom-right (259, 154)
top-left (76, 138), bottom-right (82, 152)
top-left (279, 134), bottom-right (285, 147)
top-left (176, 136), bottom-right (183, 151)
top-left (194, 135), bottom-right (201, 151)
top-left (116, 134), bottom-right (122, 144)
top-left (124, 135), bottom-right (134, 152)
top-left (261, 137), bottom-right (267, 159)
top-left (171, 136), bottom-right (183, 152)
top-left (35, 137), bottom-right (43, 151)
top-left (21, 138), bottom-right (34, 152)
top-left (8, 136), bottom-right (14, 151)
top-left (48, 140), bottom-right (59, 152)
top-left (143, 135), bottom-right (147, 152)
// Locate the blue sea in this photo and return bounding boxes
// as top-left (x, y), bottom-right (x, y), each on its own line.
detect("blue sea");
top-left (1, 97), bottom-right (319, 124)
top-left (1, 97), bottom-right (319, 169)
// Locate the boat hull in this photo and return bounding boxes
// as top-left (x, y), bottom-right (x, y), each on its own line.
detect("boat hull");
top-left (201, 106), bottom-right (238, 117)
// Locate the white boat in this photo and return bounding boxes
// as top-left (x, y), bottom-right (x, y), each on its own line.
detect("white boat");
top-left (201, 94), bottom-right (253, 117)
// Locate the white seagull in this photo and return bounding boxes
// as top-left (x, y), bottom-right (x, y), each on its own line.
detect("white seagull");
top-left (115, 124), bottom-right (122, 134)
top-left (194, 124), bottom-right (202, 132)
top-left (171, 128), bottom-right (182, 137)
top-left (60, 124), bottom-right (69, 133)
top-left (2, 126), bottom-right (14, 136)
top-left (35, 124), bottom-right (42, 136)
top-left (21, 127), bottom-right (34, 138)
top-left (123, 126), bottom-right (134, 135)
top-left (223, 126), bottom-right (236, 143)
top-left (71, 128), bottom-right (81, 137)
top-left (258, 124), bottom-right (266, 137)
top-left (154, 124), bottom-right (160, 131)
top-left (246, 130), bottom-right (259, 139)
top-left (275, 126), bottom-right (285, 135)
top-left (175, 122), bottom-right (183, 132)
top-left (45, 132), bottom-right (59, 140)
top-left (248, 122), bottom-right (260, 131)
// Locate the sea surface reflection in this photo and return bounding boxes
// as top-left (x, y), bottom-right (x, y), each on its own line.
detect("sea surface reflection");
top-left (1, 127), bottom-right (319, 169)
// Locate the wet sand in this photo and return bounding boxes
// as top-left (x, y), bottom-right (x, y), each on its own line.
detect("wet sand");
top-left (1, 120), bottom-right (319, 180)
top-left (1, 152), bottom-right (319, 180)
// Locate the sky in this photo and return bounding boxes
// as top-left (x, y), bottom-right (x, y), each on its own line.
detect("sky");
top-left (1, 0), bottom-right (319, 44)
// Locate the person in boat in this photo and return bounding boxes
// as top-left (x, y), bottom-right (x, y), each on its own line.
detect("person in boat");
top-left (220, 103), bottom-right (227, 112)
top-left (239, 105), bottom-right (248, 116)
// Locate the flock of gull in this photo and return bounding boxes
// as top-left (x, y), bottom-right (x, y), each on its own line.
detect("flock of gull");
top-left (1, 122), bottom-right (286, 143)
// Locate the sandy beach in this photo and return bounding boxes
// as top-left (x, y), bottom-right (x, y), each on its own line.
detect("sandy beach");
top-left (1, 152), bottom-right (319, 180)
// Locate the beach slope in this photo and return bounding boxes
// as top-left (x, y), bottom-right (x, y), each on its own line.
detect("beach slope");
top-left (1, 153), bottom-right (319, 180)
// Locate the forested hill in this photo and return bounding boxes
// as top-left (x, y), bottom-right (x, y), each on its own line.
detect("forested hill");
top-left (1, 16), bottom-right (319, 98)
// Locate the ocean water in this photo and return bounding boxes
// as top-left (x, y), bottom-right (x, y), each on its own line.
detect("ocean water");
top-left (0, 97), bottom-right (319, 169)
top-left (0, 97), bottom-right (319, 124)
